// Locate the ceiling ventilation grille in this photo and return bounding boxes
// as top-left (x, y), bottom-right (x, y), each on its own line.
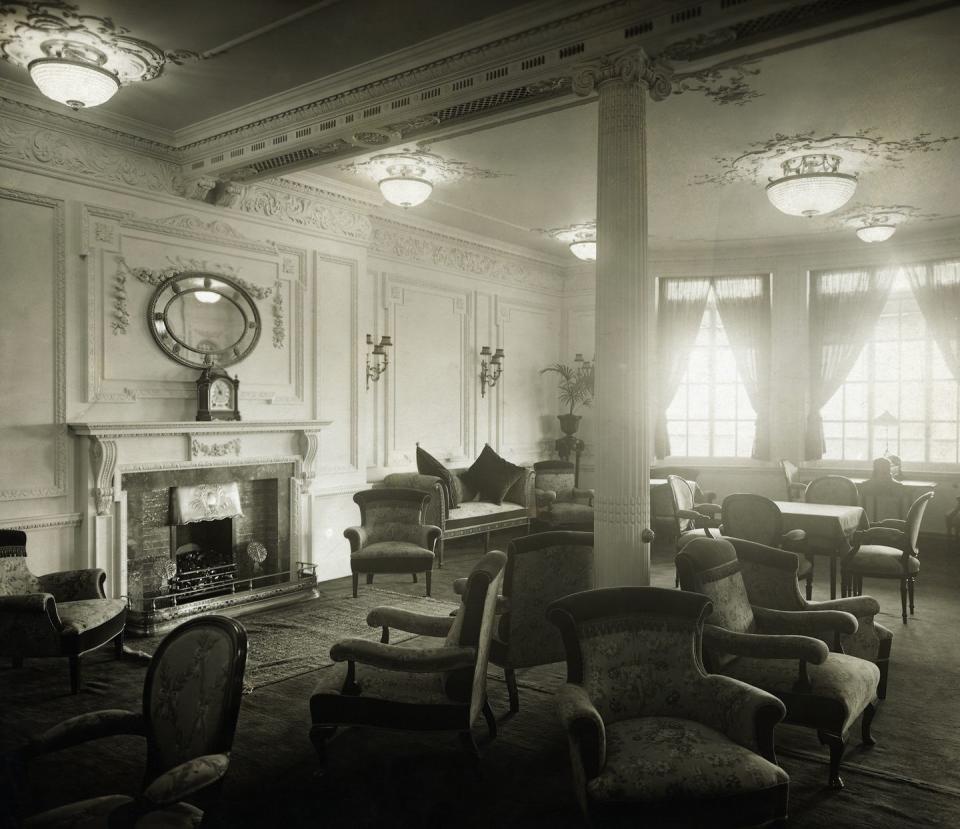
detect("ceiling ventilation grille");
top-left (190, 160), bottom-right (205, 170)
top-left (624, 21), bottom-right (654, 38)
top-left (362, 105), bottom-right (381, 118)
top-left (486, 66), bottom-right (509, 81)
top-left (211, 153), bottom-right (224, 163)
top-left (250, 140), bottom-right (266, 151)
top-left (558, 42), bottom-right (585, 59)
top-left (295, 127), bottom-right (312, 138)
top-left (230, 148), bottom-right (244, 158)
top-left (421, 86), bottom-right (441, 100)
top-left (720, 0), bottom-right (749, 7)
top-left (318, 119), bottom-right (336, 131)
top-left (252, 147), bottom-right (320, 172)
top-left (451, 77), bottom-right (475, 91)
top-left (390, 96), bottom-right (410, 109)
top-left (732, 0), bottom-right (877, 40)
top-left (428, 81), bottom-right (568, 125)
top-left (272, 134), bottom-right (288, 145)
top-left (670, 6), bottom-right (702, 24)
top-left (520, 55), bottom-right (545, 70)
top-left (344, 113), bottom-right (354, 123)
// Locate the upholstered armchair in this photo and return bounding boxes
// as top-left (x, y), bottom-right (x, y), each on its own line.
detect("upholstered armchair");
top-left (779, 460), bottom-right (807, 501)
top-left (23, 615), bottom-right (247, 828)
top-left (843, 491), bottom-right (934, 624)
top-left (344, 488), bottom-right (441, 598)
top-left (309, 550), bottom-right (506, 769)
top-left (719, 494), bottom-right (815, 600)
top-left (805, 475), bottom-right (860, 507)
top-left (533, 461), bottom-right (593, 530)
top-left (677, 537), bottom-right (881, 789)
top-left (547, 587), bottom-right (789, 827)
top-left (0, 529), bottom-right (127, 694)
top-left (454, 531), bottom-right (594, 714)
top-left (729, 536), bottom-right (894, 700)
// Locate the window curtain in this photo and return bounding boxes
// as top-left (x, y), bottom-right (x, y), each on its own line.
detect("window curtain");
top-left (905, 260), bottom-right (960, 380)
top-left (713, 275), bottom-right (771, 459)
top-left (806, 267), bottom-right (894, 459)
top-left (655, 278), bottom-right (711, 458)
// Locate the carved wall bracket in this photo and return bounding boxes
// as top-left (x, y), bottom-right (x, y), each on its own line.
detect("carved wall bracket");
top-left (299, 430), bottom-right (321, 481)
top-left (89, 437), bottom-right (118, 516)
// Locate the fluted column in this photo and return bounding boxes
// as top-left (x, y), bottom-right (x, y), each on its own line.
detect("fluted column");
top-left (573, 50), bottom-right (672, 586)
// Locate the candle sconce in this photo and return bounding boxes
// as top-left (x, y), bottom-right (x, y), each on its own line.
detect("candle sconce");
top-left (365, 333), bottom-right (392, 390)
top-left (479, 345), bottom-right (504, 397)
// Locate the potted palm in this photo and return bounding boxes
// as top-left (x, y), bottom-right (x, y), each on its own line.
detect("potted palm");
top-left (541, 358), bottom-right (594, 437)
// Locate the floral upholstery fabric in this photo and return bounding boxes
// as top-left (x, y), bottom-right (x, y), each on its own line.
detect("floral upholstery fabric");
top-left (536, 469), bottom-right (575, 496)
top-left (698, 571), bottom-right (757, 636)
top-left (38, 569), bottom-right (105, 602)
top-left (546, 502), bottom-right (594, 526)
top-left (847, 546), bottom-right (919, 575)
top-left (738, 558), bottom-right (805, 609)
top-left (58, 599), bottom-right (127, 635)
top-left (142, 753), bottom-right (230, 806)
top-left (0, 556), bottom-right (42, 596)
top-left (587, 718), bottom-right (787, 804)
top-left (149, 626), bottom-right (237, 771)
top-left (351, 542), bottom-right (434, 562)
top-left (25, 796), bottom-right (204, 828)
top-left (360, 502), bottom-right (430, 546)
top-left (722, 653), bottom-right (879, 733)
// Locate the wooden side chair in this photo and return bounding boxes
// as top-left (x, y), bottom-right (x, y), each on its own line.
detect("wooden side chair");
top-left (805, 475), bottom-right (860, 507)
top-left (779, 459), bottom-right (807, 501)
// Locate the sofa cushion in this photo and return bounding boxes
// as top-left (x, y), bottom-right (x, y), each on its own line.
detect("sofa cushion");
top-left (446, 501), bottom-right (528, 531)
top-left (416, 446), bottom-right (460, 510)
top-left (58, 599), bottom-right (128, 635)
top-left (587, 717), bottom-right (788, 803)
top-left (462, 445), bottom-right (525, 505)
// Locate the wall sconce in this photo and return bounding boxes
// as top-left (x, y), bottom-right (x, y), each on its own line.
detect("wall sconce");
top-left (365, 333), bottom-right (392, 390)
top-left (479, 346), bottom-right (504, 397)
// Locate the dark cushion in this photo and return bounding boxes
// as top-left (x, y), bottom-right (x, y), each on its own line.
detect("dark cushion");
top-left (416, 446), bottom-right (460, 509)
top-left (461, 445), bottom-right (525, 505)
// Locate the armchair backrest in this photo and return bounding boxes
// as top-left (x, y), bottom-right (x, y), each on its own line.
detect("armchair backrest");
top-left (498, 531), bottom-right (594, 668)
top-left (676, 537), bottom-right (758, 668)
top-left (780, 460), bottom-right (799, 488)
top-left (667, 475), bottom-right (699, 533)
top-left (534, 461), bottom-right (575, 498)
top-left (725, 537), bottom-right (805, 611)
top-left (547, 587), bottom-right (713, 724)
top-left (144, 615), bottom-right (247, 782)
top-left (352, 488), bottom-right (431, 545)
top-left (859, 475), bottom-right (910, 522)
top-left (905, 491), bottom-right (934, 554)
top-left (442, 550), bottom-right (506, 722)
top-left (0, 529), bottom-right (41, 596)
top-left (721, 494), bottom-right (784, 547)
top-left (805, 475), bottom-right (859, 507)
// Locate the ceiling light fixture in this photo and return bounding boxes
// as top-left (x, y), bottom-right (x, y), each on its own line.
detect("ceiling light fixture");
top-left (766, 154), bottom-right (857, 218)
top-left (28, 49), bottom-right (120, 110)
top-left (376, 156), bottom-right (434, 208)
top-left (541, 222), bottom-right (598, 262)
top-left (856, 222), bottom-right (897, 243)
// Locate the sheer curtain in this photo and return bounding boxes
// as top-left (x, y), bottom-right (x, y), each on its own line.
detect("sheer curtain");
top-left (806, 267), bottom-right (894, 459)
top-left (655, 277), bottom-right (711, 458)
top-left (906, 259), bottom-right (960, 380)
top-left (713, 275), bottom-right (771, 459)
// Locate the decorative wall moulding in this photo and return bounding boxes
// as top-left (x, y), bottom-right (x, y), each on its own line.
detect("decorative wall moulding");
top-left (0, 512), bottom-right (82, 531)
top-left (190, 437), bottom-right (242, 459)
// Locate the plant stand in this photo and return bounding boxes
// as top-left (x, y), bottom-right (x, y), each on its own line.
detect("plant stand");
top-left (555, 435), bottom-right (585, 486)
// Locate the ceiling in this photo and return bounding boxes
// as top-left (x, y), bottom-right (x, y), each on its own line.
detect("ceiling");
top-left (1, 0), bottom-right (958, 253)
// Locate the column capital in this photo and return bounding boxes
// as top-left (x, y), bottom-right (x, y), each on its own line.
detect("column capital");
top-left (571, 48), bottom-right (673, 101)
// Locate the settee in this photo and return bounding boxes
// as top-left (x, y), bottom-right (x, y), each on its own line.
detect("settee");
top-left (379, 465), bottom-right (534, 566)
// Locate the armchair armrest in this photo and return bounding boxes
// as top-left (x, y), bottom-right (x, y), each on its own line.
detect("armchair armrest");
top-left (703, 625), bottom-right (829, 664)
top-left (571, 487), bottom-right (594, 506)
top-left (330, 638), bottom-right (475, 673)
top-left (807, 596), bottom-right (881, 618)
top-left (872, 518), bottom-right (907, 530)
top-left (37, 568), bottom-right (106, 601)
top-left (781, 529), bottom-right (807, 551)
top-left (0, 592), bottom-right (60, 619)
top-left (141, 753), bottom-right (230, 807)
top-left (451, 578), bottom-right (509, 612)
top-left (0, 594), bottom-right (64, 655)
top-left (343, 526), bottom-right (368, 552)
top-left (366, 606), bottom-right (454, 639)
top-left (693, 502), bottom-right (722, 517)
top-left (504, 468), bottom-right (536, 514)
top-left (556, 683), bottom-right (606, 779)
top-left (853, 526), bottom-right (905, 549)
top-left (535, 488), bottom-right (557, 509)
top-left (754, 606), bottom-right (858, 637)
top-left (25, 709), bottom-right (145, 758)
top-left (417, 524), bottom-right (442, 552)
top-left (692, 675), bottom-right (785, 760)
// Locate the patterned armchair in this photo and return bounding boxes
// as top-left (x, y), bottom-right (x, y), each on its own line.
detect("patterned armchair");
top-left (23, 615), bottom-right (247, 828)
top-left (309, 550), bottom-right (506, 769)
top-left (547, 587), bottom-right (789, 827)
top-left (728, 536), bottom-right (894, 700)
top-left (533, 461), bottom-right (593, 530)
top-left (677, 537), bottom-right (881, 789)
top-left (0, 529), bottom-right (127, 694)
top-left (720, 494), bottom-right (815, 600)
top-left (843, 491), bottom-right (934, 624)
top-left (344, 488), bottom-right (441, 598)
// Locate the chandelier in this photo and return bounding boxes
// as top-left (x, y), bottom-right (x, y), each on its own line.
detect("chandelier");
top-left (856, 221), bottom-right (896, 243)
top-left (765, 154), bottom-right (858, 217)
top-left (28, 45), bottom-right (120, 109)
top-left (375, 155), bottom-right (434, 208)
top-left (541, 222), bottom-right (597, 261)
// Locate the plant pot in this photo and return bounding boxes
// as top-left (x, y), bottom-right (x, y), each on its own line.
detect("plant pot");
top-left (557, 413), bottom-right (582, 436)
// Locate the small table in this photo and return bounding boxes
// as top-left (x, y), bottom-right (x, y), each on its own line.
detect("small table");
top-left (774, 501), bottom-right (869, 599)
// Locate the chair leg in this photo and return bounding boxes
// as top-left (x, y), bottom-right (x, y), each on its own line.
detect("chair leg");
top-left (505, 667), bottom-right (520, 714)
top-left (908, 577), bottom-right (915, 616)
top-left (425, 570), bottom-right (432, 597)
top-left (412, 573), bottom-right (417, 583)
top-left (899, 578), bottom-right (908, 624)
top-left (69, 654), bottom-right (81, 695)
top-left (482, 698), bottom-right (497, 739)
top-left (366, 573), bottom-right (374, 585)
top-left (352, 573), bottom-right (359, 598)
top-left (483, 532), bottom-right (490, 552)
top-left (861, 702), bottom-right (877, 746)
top-left (817, 730), bottom-right (845, 789)
top-left (309, 725), bottom-right (337, 775)
top-left (459, 730), bottom-right (481, 761)
top-left (437, 538), bottom-right (444, 569)
top-left (805, 571), bottom-right (813, 601)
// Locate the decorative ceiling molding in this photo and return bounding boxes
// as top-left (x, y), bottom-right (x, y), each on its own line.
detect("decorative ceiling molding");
top-left (370, 216), bottom-right (564, 293)
top-left (342, 146), bottom-right (507, 185)
top-left (537, 221), bottom-right (596, 245)
top-left (673, 58), bottom-right (762, 106)
top-left (831, 203), bottom-right (939, 230)
top-left (694, 128), bottom-right (960, 186)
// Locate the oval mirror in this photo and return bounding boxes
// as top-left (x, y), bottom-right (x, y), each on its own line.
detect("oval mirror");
top-left (147, 272), bottom-right (261, 369)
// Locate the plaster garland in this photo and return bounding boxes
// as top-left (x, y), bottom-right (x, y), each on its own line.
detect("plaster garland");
top-left (272, 279), bottom-right (285, 349)
top-left (190, 437), bottom-right (242, 458)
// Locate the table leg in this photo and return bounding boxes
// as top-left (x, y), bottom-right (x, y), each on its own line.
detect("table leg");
top-left (830, 557), bottom-right (837, 600)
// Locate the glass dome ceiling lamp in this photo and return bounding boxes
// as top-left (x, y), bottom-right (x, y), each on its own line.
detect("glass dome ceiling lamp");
top-left (377, 159), bottom-right (434, 208)
top-left (765, 154), bottom-right (858, 218)
top-left (27, 42), bottom-right (120, 110)
top-left (856, 222), bottom-right (897, 243)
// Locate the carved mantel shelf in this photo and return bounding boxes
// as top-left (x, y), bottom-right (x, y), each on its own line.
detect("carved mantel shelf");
top-left (69, 420), bottom-right (331, 516)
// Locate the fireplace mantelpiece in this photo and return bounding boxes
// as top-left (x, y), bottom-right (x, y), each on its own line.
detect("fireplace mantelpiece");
top-left (68, 420), bottom-right (330, 629)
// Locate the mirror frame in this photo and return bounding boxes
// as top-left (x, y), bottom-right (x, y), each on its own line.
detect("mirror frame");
top-left (147, 272), bottom-right (262, 369)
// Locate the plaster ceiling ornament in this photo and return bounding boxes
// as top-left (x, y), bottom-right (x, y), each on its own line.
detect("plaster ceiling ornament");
top-left (694, 129), bottom-right (960, 188)
top-left (833, 204), bottom-right (938, 243)
top-left (672, 59), bottom-right (762, 107)
top-left (765, 154), bottom-right (858, 217)
top-left (0, 1), bottom-right (200, 109)
top-left (342, 147), bottom-right (506, 209)
top-left (538, 222), bottom-right (597, 261)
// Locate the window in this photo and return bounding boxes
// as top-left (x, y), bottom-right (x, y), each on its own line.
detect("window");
top-left (821, 266), bottom-right (960, 463)
top-left (665, 289), bottom-right (757, 458)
